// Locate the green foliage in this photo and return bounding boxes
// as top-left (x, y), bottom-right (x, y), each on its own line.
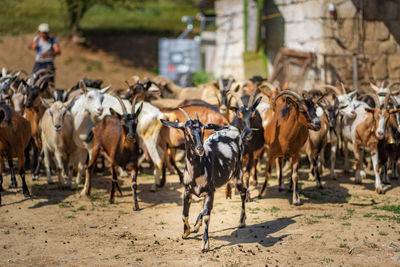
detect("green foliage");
top-left (192, 69), bottom-right (213, 86)
top-left (0, 0), bottom-right (198, 34)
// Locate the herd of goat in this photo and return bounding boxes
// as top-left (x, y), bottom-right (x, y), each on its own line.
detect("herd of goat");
top-left (0, 67), bottom-right (399, 251)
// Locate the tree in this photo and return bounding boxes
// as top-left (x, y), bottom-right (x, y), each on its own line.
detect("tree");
top-left (64, 0), bottom-right (128, 33)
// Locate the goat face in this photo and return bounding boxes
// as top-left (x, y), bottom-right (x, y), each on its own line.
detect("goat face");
top-left (161, 110), bottom-right (225, 157)
top-left (83, 89), bottom-right (106, 117)
top-left (296, 97), bottom-right (321, 131)
top-left (365, 107), bottom-right (400, 140)
top-left (110, 101), bottom-right (143, 143)
top-left (25, 82), bottom-right (48, 108)
top-left (11, 92), bottom-right (25, 115)
top-left (336, 91), bottom-right (358, 119)
top-left (219, 88), bottom-right (231, 114)
top-left (232, 96), bottom-right (262, 140)
top-left (325, 103), bottom-right (338, 129)
top-left (125, 80), bottom-right (152, 101)
top-left (41, 98), bottom-right (75, 132)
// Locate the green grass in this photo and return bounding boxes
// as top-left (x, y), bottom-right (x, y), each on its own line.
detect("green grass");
top-left (312, 214), bottom-right (333, 219)
top-left (305, 217), bottom-right (319, 225)
top-left (373, 204), bottom-right (400, 214)
top-left (342, 222), bottom-right (351, 226)
top-left (155, 221), bottom-right (166, 225)
top-left (0, 0), bottom-right (200, 35)
top-left (59, 202), bottom-right (73, 208)
top-left (339, 243), bottom-right (347, 248)
top-left (3, 230), bottom-right (10, 235)
top-left (378, 231), bottom-right (388, 236)
top-left (76, 206), bottom-right (86, 211)
top-left (66, 215), bottom-right (75, 219)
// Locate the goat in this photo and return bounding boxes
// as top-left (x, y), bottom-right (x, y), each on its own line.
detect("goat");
top-left (39, 97), bottom-right (85, 187)
top-left (228, 91), bottom-right (264, 198)
top-left (341, 92), bottom-right (400, 193)
top-left (260, 90), bottom-right (322, 204)
top-left (159, 104), bottom-right (230, 183)
top-left (86, 96), bottom-right (143, 210)
top-left (160, 109), bottom-right (249, 252)
top-left (300, 91), bottom-right (330, 187)
top-left (22, 74), bottom-right (54, 178)
top-left (0, 103), bottom-right (32, 205)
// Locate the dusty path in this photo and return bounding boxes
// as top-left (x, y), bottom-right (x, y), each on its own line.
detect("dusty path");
top-left (0, 165), bottom-right (399, 266)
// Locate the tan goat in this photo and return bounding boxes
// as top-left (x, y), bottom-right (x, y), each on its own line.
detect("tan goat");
top-left (40, 98), bottom-right (86, 187)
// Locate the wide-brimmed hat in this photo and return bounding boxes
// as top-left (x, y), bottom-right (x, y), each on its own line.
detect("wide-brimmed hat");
top-left (38, 23), bottom-right (50, 33)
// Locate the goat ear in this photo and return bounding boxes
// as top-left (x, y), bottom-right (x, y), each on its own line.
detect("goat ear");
top-left (389, 109), bottom-right (400, 114)
top-left (160, 119), bottom-right (184, 130)
top-left (144, 80), bottom-right (152, 90)
top-left (364, 107), bottom-right (375, 113)
top-left (109, 108), bottom-right (122, 119)
top-left (285, 96), bottom-right (298, 109)
top-left (40, 97), bottom-right (52, 109)
top-left (79, 80), bottom-right (87, 95)
top-left (1, 67), bottom-right (7, 77)
top-left (205, 123), bottom-right (224, 131)
top-left (100, 85), bottom-right (111, 94)
top-left (135, 102), bottom-right (143, 116)
top-left (252, 96), bottom-right (262, 109)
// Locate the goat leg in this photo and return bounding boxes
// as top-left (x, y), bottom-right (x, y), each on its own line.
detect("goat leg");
top-left (258, 158), bottom-right (272, 199)
top-left (277, 158), bottom-right (284, 192)
top-left (313, 157), bottom-right (323, 189)
top-left (8, 159), bottom-right (17, 188)
top-left (19, 168), bottom-right (30, 198)
top-left (193, 199), bottom-right (205, 233)
top-left (182, 188), bottom-right (192, 239)
top-left (291, 155), bottom-right (301, 205)
top-left (235, 172), bottom-right (247, 228)
top-left (32, 152), bottom-right (44, 181)
top-left (201, 193), bottom-right (214, 253)
top-left (109, 165), bottom-right (118, 204)
top-left (131, 168), bottom-right (139, 211)
top-left (370, 145), bottom-right (383, 194)
top-left (169, 156), bottom-right (183, 183)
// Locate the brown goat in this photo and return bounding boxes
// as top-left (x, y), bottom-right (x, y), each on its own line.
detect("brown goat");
top-left (0, 103), bottom-right (32, 205)
top-left (85, 97), bottom-right (143, 210)
top-left (260, 90), bottom-right (322, 205)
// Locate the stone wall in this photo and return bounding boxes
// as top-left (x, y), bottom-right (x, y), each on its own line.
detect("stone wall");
top-left (266, 0), bottom-right (400, 90)
top-left (214, 0), bottom-right (245, 80)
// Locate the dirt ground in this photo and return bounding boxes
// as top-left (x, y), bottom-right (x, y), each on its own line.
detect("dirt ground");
top-left (0, 160), bottom-right (399, 267)
top-left (0, 34), bottom-right (400, 266)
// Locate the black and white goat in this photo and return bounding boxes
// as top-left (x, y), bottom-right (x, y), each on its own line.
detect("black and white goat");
top-left (160, 109), bottom-right (250, 252)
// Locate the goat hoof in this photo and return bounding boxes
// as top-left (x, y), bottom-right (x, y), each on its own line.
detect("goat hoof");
top-left (12, 182), bottom-right (18, 188)
top-left (182, 231), bottom-right (190, 239)
top-left (251, 180), bottom-right (257, 186)
top-left (375, 188), bottom-right (384, 194)
top-left (32, 175), bottom-right (39, 181)
top-left (201, 248), bottom-right (209, 253)
top-left (109, 199), bottom-right (114, 204)
top-left (238, 222), bottom-right (246, 228)
top-left (133, 203), bottom-right (139, 211)
top-left (317, 184), bottom-right (323, 189)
